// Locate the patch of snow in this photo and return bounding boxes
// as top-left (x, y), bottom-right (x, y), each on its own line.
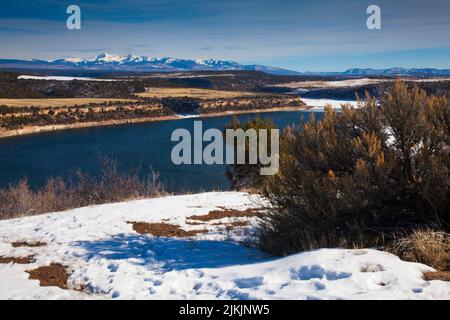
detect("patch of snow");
top-left (302, 98), bottom-right (359, 110)
top-left (0, 192), bottom-right (448, 300)
top-left (176, 114), bottom-right (201, 119)
top-left (94, 53), bottom-right (124, 63)
top-left (272, 77), bottom-right (450, 90)
top-left (407, 78), bottom-right (450, 83)
top-left (18, 75), bottom-right (117, 82)
top-left (64, 58), bottom-right (83, 63)
top-left (272, 78), bottom-right (388, 89)
top-left (384, 127), bottom-right (396, 147)
top-left (195, 58), bottom-right (207, 65)
top-left (120, 54), bottom-right (145, 64)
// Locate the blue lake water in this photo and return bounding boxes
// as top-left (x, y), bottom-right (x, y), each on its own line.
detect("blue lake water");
top-left (0, 111), bottom-right (323, 192)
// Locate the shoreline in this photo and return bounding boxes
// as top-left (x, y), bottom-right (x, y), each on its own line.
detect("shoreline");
top-left (0, 106), bottom-right (308, 139)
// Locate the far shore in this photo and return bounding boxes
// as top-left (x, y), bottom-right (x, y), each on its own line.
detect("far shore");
top-left (0, 105), bottom-right (309, 139)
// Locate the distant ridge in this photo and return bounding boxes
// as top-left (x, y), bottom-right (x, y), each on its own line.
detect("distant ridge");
top-left (303, 67), bottom-right (450, 77)
top-left (0, 53), bottom-right (449, 76)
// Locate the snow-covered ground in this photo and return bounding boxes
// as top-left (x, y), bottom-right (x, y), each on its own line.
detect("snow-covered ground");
top-left (176, 114), bottom-right (201, 119)
top-left (302, 98), bottom-right (359, 110)
top-left (273, 78), bottom-right (388, 89)
top-left (0, 192), bottom-right (448, 300)
top-left (271, 77), bottom-right (450, 90)
top-left (18, 75), bottom-right (117, 81)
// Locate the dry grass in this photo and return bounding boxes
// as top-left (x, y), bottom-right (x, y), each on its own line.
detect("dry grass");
top-left (187, 207), bottom-right (263, 222)
top-left (225, 220), bottom-right (251, 230)
top-left (11, 241), bottom-right (46, 248)
top-left (128, 221), bottom-right (207, 237)
top-left (27, 264), bottom-right (70, 289)
top-left (0, 98), bottom-right (136, 108)
top-left (423, 271), bottom-right (450, 281)
top-left (136, 87), bottom-right (262, 99)
top-left (389, 229), bottom-right (449, 271)
top-left (0, 159), bottom-right (166, 220)
top-left (0, 255), bottom-right (34, 264)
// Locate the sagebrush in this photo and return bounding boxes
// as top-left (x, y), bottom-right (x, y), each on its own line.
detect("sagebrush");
top-left (0, 159), bottom-right (166, 220)
top-left (260, 81), bottom-right (450, 256)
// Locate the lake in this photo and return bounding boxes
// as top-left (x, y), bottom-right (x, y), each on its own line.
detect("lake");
top-left (0, 110), bottom-right (323, 192)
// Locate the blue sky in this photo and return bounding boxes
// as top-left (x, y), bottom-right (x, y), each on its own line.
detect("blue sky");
top-left (0, 0), bottom-right (449, 72)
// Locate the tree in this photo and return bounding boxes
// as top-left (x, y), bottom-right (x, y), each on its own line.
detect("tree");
top-left (224, 116), bottom-right (277, 191)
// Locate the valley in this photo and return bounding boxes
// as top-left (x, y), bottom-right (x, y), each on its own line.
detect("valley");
top-left (1, 69), bottom-right (449, 138)
top-left (0, 72), bottom-right (309, 138)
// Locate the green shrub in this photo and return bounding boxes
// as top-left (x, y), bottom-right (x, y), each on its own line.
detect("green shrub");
top-left (224, 116), bottom-right (277, 191)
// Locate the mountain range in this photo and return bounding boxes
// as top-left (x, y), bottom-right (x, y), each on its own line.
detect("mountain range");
top-left (0, 53), bottom-right (449, 77)
top-left (0, 53), bottom-right (299, 76)
top-left (306, 68), bottom-right (450, 77)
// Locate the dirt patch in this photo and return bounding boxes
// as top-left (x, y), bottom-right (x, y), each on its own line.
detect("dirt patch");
top-left (128, 221), bottom-right (207, 237)
top-left (225, 221), bottom-right (251, 230)
top-left (423, 271), bottom-right (450, 281)
top-left (187, 219), bottom-right (251, 230)
top-left (186, 221), bottom-right (204, 226)
top-left (11, 241), bottom-right (46, 248)
top-left (187, 207), bottom-right (263, 222)
top-left (27, 263), bottom-right (70, 289)
top-left (0, 255), bottom-right (34, 264)
top-left (210, 220), bottom-right (251, 227)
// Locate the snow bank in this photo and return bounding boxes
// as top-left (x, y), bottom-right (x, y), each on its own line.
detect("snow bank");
top-left (0, 192), bottom-right (448, 300)
top-left (18, 75), bottom-right (117, 81)
top-left (302, 98), bottom-right (359, 110)
top-left (271, 78), bottom-right (387, 89)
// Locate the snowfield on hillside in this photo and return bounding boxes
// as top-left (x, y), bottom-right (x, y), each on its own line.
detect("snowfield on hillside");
top-left (301, 98), bottom-right (359, 110)
top-left (0, 192), bottom-right (448, 300)
top-left (18, 75), bottom-right (117, 81)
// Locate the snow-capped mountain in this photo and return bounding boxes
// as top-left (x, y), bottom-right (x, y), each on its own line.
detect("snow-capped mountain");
top-left (1, 54), bottom-right (449, 76)
top-left (0, 53), bottom-right (300, 75)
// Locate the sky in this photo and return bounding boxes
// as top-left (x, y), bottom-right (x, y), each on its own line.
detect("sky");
top-left (0, 0), bottom-right (449, 72)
